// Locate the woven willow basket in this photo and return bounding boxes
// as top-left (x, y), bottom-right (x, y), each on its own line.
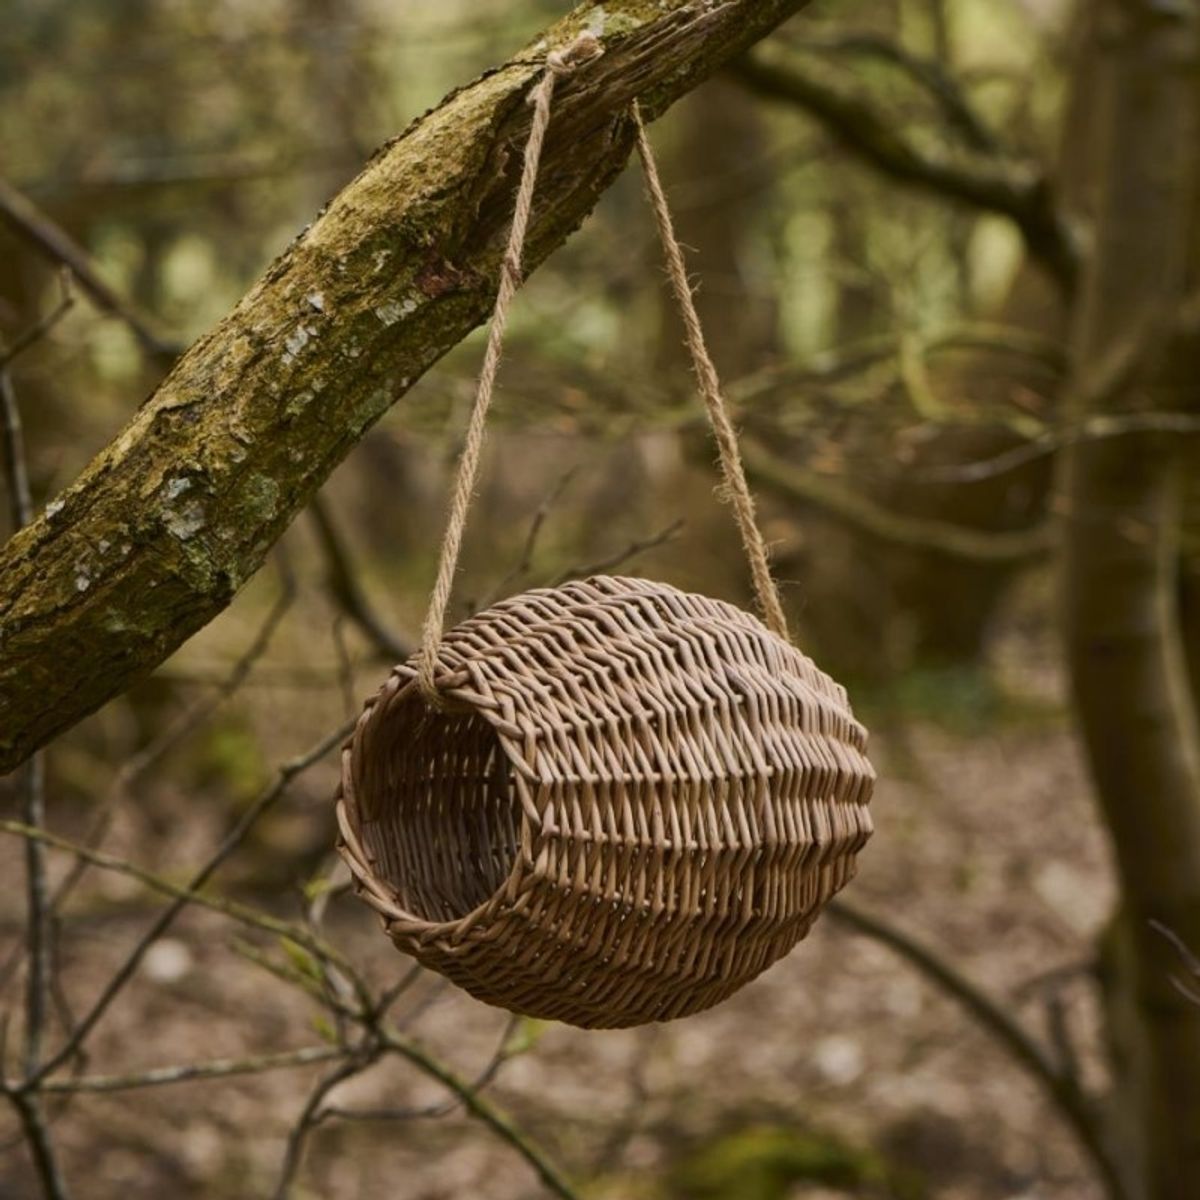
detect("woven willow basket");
top-left (336, 575), bottom-right (874, 1028)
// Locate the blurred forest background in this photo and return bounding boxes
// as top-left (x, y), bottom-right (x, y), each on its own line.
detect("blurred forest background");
top-left (2, 1), bottom-right (1199, 1198)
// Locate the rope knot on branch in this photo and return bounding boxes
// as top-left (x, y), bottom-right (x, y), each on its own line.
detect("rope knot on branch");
top-left (545, 31), bottom-right (604, 77)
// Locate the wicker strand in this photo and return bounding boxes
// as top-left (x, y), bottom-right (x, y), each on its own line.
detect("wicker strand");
top-left (632, 102), bottom-right (790, 641)
top-left (416, 35), bottom-right (600, 704)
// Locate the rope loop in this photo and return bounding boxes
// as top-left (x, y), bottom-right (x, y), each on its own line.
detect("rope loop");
top-left (416, 34), bottom-right (787, 708)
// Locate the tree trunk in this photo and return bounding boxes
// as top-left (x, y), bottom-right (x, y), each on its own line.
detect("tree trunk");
top-left (1060, 3), bottom-right (1200, 1196)
top-left (0, 0), bottom-right (813, 773)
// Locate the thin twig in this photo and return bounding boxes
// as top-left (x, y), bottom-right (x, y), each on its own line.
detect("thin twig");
top-left (35, 1045), bottom-right (344, 1094)
top-left (6, 1091), bottom-right (72, 1200)
top-left (1045, 992), bottom-right (1082, 1084)
top-left (392, 978), bottom-right (451, 1031)
top-left (330, 615), bottom-right (358, 717)
top-left (0, 270), bottom-right (75, 371)
top-left (229, 939), bottom-right (335, 1010)
top-left (1, 370), bottom-right (34, 532)
top-left (478, 467), bottom-right (579, 609)
top-left (0, 821), bottom-right (353, 984)
top-left (48, 558), bottom-right (297, 913)
top-left (1149, 919), bottom-right (1200, 1007)
top-left (320, 1012), bottom-right (520, 1125)
top-left (725, 321), bottom-right (1066, 404)
top-left (19, 720), bottom-right (354, 1088)
top-left (19, 756), bottom-right (50, 1077)
top-left (2, 362), bottom-right (50, 1073)
top-left (1, 336), bottom-right (72, 1200)
top-left (309, 494), bottom-right (410, 661)
top-left (741, 436), bottom-right (1053, 562)
top-left (273, 1051), bottom-right (379, 1200)
top-left (0, 175), bottom-right (180, 360)
top-left (731, 50), bottom-right (1078, 288)
top-left (915, 412), bottom-right (1200, 484)
top-left (371, 964), bottom-right (425, 1022)
top-left (550, 518), bottom-right (685, 586)
top-left (801, 32), bottom-right (1002, 153)
top-left (1012, 957), bottom-right (1095, 1001)
top-left (379, 1028), bottom-right (579, 1200)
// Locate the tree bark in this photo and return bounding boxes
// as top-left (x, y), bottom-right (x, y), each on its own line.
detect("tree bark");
top-left (1060, 3), bottom-right (1200, 1196)
top-left (0, 0), bottom-right (812, 773)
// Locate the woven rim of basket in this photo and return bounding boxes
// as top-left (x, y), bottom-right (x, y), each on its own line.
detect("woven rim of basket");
top-left (336, 664), bottom-right (539, 945)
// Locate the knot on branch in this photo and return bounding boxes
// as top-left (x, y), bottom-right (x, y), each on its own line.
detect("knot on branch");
top-left (546, 31), bottom-right (604, 77)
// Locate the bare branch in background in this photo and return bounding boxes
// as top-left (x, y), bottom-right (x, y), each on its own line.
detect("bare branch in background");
top-left (0, 809), bottom-right (573, 1200)
top-left (308, 495), bottom-right (411, 661)
top-left (273, 1052), bottom-right (380, 1200)
top-left (551, 518), bottom-right (685, 586)
top-left (0, 271), bottom-right (75, 373)
top-left (731, 49), bottom-right (1078, 289)
top-left (378, 1028), bottom-right (580, 1200)
top-left (477, 468), bottom-right (580, 609)
top-left (828, 898), bottom-right (1127, 1200)
top-left (6, 1091), bottom-right (72, 1200)
top-left (0, 282), bottom-right (74, 1200)
top-left (318, 1013), bottom-right (522, 1126)
top-left (1, 279), bottom-right (77, 530)
top-left (20, 721), bottom-right (354, 1089)
top-left (0, 820), bottom-right (353, 1021)
top-left (36, 1046), bottom-right (344, 1095)
top-left (0, 176), bottom-right (181, 362)
top-left (801, 32), bottom-right (1002, 154)
top-left (741, 436), bottom-right (1053, 562)
top-left (915, 412), bottom-right (1200, 484)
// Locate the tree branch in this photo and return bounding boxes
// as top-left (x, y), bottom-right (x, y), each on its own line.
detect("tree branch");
top-left (0, 176), bottom-right (180, 362)
top-left (6, 1090), bottom-right (72, 1200)
top-left (378, 1027), bottom-right (580, 1200)
top-left (2, 297), bottom-right (73, 1200)
top-left (308, 496), bottom-right (410, 660)
top-left (828, 899), bottom-right (1127, 1200)
top-left (35, 1046), bottom-right (344, 1094)
top-left (14, 720), bottom-right (353, 1087)
top-left (740, 435), bottom-right (1054, 562)
top-left (273, 1052), bottom-right (379, 1200)
top-left (0, 0), bottom-right (813, 775)
top-left (800, 32), bottom-right (1002, 154)
top-left (731, 49), bottom-right (1078, 289)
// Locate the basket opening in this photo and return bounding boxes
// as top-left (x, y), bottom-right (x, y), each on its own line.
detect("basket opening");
top-left (360, 687), bottom-right (522, 925)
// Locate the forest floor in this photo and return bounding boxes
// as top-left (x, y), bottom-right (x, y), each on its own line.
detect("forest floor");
top-left (0, 571), bottom-right (1116, 1200)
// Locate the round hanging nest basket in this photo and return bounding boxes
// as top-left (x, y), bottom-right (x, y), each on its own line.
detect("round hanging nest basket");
top-left (336, 575), bottom-right (874, 1029)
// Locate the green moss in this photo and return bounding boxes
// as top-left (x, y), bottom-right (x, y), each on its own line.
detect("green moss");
top-left (667, 1124), bottom-right (925, 1200)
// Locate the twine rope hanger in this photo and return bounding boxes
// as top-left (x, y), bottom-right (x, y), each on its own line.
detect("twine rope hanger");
top-left (417, 32), bottom-right (789, 705)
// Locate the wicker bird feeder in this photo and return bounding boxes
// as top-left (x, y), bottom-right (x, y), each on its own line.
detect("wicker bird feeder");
top-left (336, 575), bottom-right (875, 1029)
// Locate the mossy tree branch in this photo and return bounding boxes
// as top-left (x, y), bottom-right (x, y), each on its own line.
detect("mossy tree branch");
top-left (0, 0), bottom-right (813, 774)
